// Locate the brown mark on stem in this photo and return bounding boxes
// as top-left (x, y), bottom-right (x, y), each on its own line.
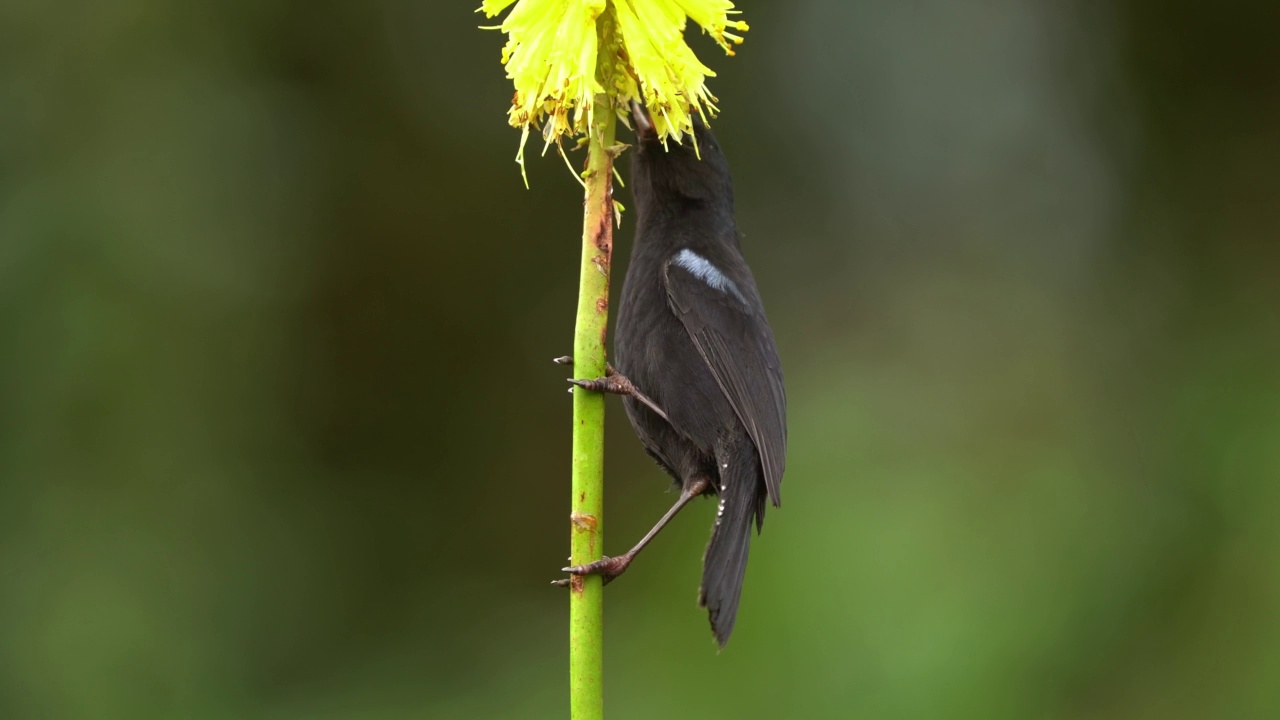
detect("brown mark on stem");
top-left (590, 186), bottom-right (613, 276)
top-left (596, 297), bottom-right (608, 313)
top-left (593, 215), bottom-right (611, 253)
top-left (571, 512), bottom-right (599, 557)
top-left (569, 575), bottom-right (585, 595)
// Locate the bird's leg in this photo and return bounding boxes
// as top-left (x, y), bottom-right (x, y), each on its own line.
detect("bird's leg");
top-left (553, 355), bottom-right (669, 423)
top-left (552, 476), bottom-right (710, 586)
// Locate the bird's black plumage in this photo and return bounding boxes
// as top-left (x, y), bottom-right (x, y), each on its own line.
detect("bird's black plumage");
top-left (614, 109), bottom-right (787, 646)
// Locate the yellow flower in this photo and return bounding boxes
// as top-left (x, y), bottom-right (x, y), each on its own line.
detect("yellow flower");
top-left (479, 0), bottom-right (747, 179)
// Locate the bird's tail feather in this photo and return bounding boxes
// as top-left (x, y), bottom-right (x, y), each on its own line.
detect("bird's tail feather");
top-left (699, 468), bottom-right (761, 647)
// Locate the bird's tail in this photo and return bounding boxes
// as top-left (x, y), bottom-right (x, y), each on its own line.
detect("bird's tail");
top-left (699, 467), bottom-right (763, 648)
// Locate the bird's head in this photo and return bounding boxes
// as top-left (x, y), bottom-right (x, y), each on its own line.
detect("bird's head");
top-left (629, 102), bottom-right (734, 207)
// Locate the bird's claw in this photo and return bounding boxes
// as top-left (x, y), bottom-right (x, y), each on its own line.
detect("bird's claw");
top-left (567, 377), bottom-right (612, 393)
top-left (564, 371), bottom-right (670, 422)
top-left (555, 354), bottom-right (618, 376)
top-left (551, 555), bottom-right (632, 587)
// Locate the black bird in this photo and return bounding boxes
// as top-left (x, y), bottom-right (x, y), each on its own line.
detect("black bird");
top-left (560, 104), bottom-right (787, 647)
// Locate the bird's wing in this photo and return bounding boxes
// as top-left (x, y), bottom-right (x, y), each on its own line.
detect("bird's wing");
top-left (663, 255), bottom-right (786, 506)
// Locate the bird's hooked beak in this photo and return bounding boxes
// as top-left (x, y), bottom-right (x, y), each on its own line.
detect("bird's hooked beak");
top-left (630, 101), bottom-right (657, 141)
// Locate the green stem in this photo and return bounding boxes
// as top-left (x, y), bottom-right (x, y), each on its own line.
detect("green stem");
top-left (569, 71), bottom-right (617, 720)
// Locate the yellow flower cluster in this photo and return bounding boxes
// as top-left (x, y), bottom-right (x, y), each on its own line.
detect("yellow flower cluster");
top-left (479, 0), bottom-right (747, 176)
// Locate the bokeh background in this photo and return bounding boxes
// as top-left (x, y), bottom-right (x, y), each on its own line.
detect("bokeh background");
top-left (3, 1), bottom-right (1279, 718)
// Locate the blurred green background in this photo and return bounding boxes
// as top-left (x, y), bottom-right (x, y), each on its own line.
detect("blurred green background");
top-left (3, 1), bottom-right (1279, 718)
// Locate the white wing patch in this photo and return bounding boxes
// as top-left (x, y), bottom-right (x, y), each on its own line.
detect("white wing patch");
top-left (672, 248), bottom-right (748, 304)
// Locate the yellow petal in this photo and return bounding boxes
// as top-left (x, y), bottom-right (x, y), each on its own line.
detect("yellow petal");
top-left (479, 0), bottom-right (746, 180)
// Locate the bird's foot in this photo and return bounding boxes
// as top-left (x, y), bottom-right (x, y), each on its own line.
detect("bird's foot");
top-left (550, 554), bottom-right (633, 587)
top-left (568, 373), bottom-right (636, 396)
top-left (558, 357), bottom-right (670, 422)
